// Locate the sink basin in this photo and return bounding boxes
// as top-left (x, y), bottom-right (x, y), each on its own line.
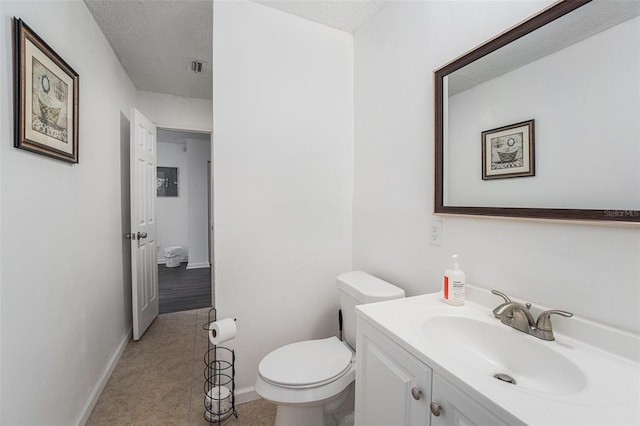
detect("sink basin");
top-left (421, 315), bottom-right (588, 395)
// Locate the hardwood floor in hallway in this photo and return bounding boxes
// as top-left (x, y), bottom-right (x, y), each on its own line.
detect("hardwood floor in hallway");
top-left (158, 263), bottom-right (212, 314)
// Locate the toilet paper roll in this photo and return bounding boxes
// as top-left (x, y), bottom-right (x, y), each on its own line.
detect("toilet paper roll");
top-left (205, 385), bottom-right (232, 421)
top-left (208, 317), bottom-right (236, 345)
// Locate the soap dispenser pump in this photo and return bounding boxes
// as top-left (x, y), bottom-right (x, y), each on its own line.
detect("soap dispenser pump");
top-left (443, 254), bottom-right (465, 306)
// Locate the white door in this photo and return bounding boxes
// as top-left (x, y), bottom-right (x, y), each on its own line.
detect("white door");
top-left (130, 107), bottom-right (158, 340)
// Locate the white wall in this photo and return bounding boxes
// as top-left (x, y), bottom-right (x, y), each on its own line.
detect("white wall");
top-left (186, 139), bottom-right (211, 268)
top-left (157, 141), bottom-right (190, 263)
top-left (0, 1), bottom-right (4, 416)
top-left (137, 90), bottom-right (213, 132)
top-left (0, 1), bottom-right (137, 424)
top-left (353, 1), bottom-right (640, 334)
top-left (213, 0), bottom-right (354, 394)
top-left (447, 17), bottom-right (640, 209)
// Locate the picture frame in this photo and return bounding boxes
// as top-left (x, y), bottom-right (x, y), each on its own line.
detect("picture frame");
top-left (157, 167), bottom-right (179, 197)
top-left (13, 18), bottom-right (79, 163)
top-left (482, 120), bottom-right (535, 180)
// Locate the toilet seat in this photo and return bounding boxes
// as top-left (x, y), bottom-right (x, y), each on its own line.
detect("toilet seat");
top-left (259, 337), bottom-right (352, 389)
top-left (255, 338), bottom-right (356, 407)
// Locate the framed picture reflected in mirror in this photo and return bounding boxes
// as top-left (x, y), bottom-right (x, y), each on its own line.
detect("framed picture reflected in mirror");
top-left (481, 120), bottom-right (535, 180)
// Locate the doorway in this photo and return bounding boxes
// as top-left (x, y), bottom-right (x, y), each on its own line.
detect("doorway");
top-left (156, 128), bottom-right (212, 314)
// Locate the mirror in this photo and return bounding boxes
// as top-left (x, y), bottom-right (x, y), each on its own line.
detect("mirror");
top-left (435, 0), bottom-right (640, 223)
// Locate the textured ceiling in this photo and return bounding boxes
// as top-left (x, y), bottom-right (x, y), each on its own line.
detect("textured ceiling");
top-left (84, 0), bottom-right (385, 101)
top-left (255, 0), bottom-right (386, 32)
top-left (84, 0), bottom-right (213, 100)
top-left (448, 0), bottom-right (640, 96)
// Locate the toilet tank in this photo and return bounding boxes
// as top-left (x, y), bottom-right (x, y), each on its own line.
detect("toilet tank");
top-left (337, 271), bottom-right (405, 349)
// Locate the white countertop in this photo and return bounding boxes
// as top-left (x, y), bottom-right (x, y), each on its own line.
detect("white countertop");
top-left (356, 288), bottom-right (640, 426)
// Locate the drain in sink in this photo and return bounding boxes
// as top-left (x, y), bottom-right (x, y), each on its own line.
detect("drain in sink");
top-left (494, 373), bottom-right (516, 385)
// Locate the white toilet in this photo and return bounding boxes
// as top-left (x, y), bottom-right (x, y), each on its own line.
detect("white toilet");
top-left (255, 271), bottom-right (405, 426)
top-left (163, 246), bottom-right (183, 267)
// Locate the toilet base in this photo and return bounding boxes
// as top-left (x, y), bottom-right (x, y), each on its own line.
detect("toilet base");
top-left (276, 405), bottom-right (324, 426)
top-left (273, 382), bottom-right (354, 426)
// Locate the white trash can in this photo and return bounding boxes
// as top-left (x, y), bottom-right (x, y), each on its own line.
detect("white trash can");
top-left (163, 246), bottom-right (183, 267)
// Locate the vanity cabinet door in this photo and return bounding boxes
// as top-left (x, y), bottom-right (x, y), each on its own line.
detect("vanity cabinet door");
top-left (430, 374), bottom-right (509, 426)
top-left (356, 320), bottom-right (432, 426)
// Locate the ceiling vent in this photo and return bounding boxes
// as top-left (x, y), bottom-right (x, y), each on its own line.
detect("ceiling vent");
top-left (190, 60), bottom-right (206, 74)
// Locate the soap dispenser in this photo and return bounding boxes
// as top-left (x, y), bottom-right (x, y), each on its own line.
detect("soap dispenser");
top-left (443, 254), bottom-right (465, 306)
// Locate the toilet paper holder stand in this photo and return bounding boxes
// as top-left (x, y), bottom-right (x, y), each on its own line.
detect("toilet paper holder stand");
top-left (203, 308), bottom-right (237, 424)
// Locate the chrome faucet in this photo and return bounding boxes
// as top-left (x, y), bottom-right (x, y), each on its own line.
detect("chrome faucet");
top-left (491, 290), bottom-right (573, 341)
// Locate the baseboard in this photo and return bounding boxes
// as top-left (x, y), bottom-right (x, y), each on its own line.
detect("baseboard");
top-left (235, 386), bottom-right (261, 405)
top-left (186, 261), bottom-right (210, 270)
top-left (76, 326), bottom-right (132, 425)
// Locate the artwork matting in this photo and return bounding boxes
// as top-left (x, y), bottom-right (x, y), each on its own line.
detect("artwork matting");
top-left (482, 120), bottom-right (535, 180)
top-left (13, 18), bottom-right (79, 163)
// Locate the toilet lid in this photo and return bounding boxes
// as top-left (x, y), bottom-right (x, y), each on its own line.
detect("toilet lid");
top-left (258, 337), bottom-right (352, 387)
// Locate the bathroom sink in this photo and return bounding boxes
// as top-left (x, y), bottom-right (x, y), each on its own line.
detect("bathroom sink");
top-left (421, 315), bottom-right (588, 395)
top-left (357, 289), bottom-right (640, 425)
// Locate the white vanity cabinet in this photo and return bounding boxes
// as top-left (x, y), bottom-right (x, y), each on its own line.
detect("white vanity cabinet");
top-left (355, 319), bottom-right (431, 425)
top-left (430, 373), bottom-right (509, 426)
top-left (356, 316), bottom-right (510, 426)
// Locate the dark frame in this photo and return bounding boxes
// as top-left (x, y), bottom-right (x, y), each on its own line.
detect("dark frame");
top-left (157, 167), bottom-right (179, 197)
top-left (481, 120), bottom-right (535, 180)
top-left (13, 18), bottom-right (79, 163)
top-left (434, 0), bottom-right (639, 223)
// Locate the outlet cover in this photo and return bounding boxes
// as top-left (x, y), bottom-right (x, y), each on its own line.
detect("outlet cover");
top-left (430, 220), bottom-right (442, 246)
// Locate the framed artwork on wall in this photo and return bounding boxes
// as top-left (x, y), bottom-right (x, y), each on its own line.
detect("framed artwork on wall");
top-left (482, 120), bottom-right (535, 180)
top-left (157, 167), bottom-right (179, 197)
top-left (13, 18), bottom-right (79, 163)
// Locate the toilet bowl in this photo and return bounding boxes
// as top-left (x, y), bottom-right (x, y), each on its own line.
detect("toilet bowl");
top-left (163, 246), bottom-right (183, 267)
top-left (255, 337), bottom-right (355, 426)
top-left (255, 272), bottom-right (405, 426)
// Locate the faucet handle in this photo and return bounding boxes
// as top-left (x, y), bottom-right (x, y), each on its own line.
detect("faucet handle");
top-left (535, 310), bottom-right (573, 331)
top-left (491, 290), bottom-right (513, 318)
top-left (491, 290), bottom-right (511, 303)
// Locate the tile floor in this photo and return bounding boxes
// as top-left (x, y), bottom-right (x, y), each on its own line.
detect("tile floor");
top-left (87, 308), bottom-right (276, 425)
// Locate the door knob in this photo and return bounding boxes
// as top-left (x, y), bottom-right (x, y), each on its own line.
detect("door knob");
top-left (137, 232), bottom-right (148, 239)
top-left (430, 402), bottom-right (442, 417)
top-left (411, 387), bottom-right (421, 400)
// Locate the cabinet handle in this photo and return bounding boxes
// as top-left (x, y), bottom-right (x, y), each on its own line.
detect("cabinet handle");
top-left (430, 402), bottom-right (442, 417)
top-left (411, 387), bottom-right (421, 400)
